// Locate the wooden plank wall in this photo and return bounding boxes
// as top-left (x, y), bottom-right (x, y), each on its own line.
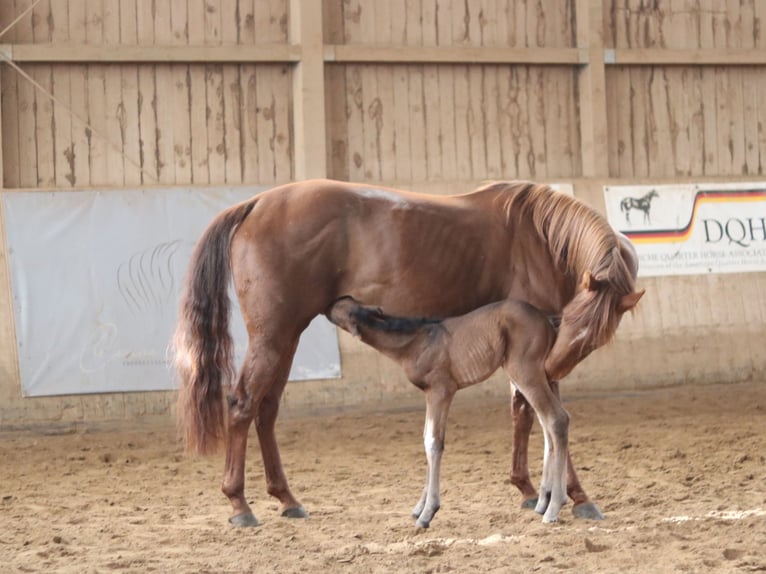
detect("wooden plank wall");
top-left (0, 0), bottom-right (765, 425)
top-left (0, 0), bottom-right (293, 189)
top-left (605, 0), bottom-right (766, 178)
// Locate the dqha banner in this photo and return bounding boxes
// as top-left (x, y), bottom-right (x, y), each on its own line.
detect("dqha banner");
top-left (603, 182), bottom-right (766, 277)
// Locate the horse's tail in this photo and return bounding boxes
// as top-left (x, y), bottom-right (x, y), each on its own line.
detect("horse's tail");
top-left (174, 198), bottom-right (258, 455)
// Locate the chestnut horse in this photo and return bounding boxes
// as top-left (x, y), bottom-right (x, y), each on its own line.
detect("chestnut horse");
top-left (327, 296), bottom-right (565, 526)
top-left (174, 179), bottom-right (643, 527)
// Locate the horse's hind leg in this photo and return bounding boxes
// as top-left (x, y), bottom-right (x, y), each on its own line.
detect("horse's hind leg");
top-left (255, 361), bottom-right (307, 518)
top-left (222, 337), bottom-right (303, 526)
top-left (549, 381), bottom-right (604, 520)
top-left (510, 386), bottom-right (539, 509)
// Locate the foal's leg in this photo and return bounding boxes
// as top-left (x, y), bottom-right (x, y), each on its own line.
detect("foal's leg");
top-left (412, 384), bottom-right (455, 529)
top-left (549, 381), bottom-right (604, 520)
top-left (509, 371), bottom-right (569, 523)
top-left (510, 386), bottom-right (539, 509)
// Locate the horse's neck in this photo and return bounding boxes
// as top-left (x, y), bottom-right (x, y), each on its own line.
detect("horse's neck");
top-left (357, 325), bottom-right (429, 364)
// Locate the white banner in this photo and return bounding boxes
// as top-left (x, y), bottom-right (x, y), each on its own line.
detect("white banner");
top-left (603, 182), bottom-right (766, 277)
top-left (2, 187), bottom-right (341, 397)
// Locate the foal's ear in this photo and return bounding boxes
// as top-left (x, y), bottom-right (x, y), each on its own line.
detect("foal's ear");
top-left (580, 271), bottom-right (601, 291)
top-left (617, 289), bottom-right (645, 313)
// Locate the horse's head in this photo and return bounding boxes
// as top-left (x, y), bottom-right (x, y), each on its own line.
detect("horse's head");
top-left (326, 296), bottom-right (363, 338)
top-left (544, 237), bottom-right (644, 380)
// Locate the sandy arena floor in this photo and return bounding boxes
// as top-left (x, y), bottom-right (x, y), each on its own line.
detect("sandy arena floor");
top-left (1, 381), bottom-right (764, 573)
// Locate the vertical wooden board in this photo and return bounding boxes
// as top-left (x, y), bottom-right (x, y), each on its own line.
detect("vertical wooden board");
top-left (256, 0), bottom-right (287, 43)
top-left (205, 65), bottom-right (226, 184)
top-left (687, 68), bottom-right (704, 176)
top-left (527, 67), bottom-right (547, 178)
top-left (542, 68), bottom-right (566, 178)
top-left (496, 66), bottom-right (516, 176)
top-left (421, 64), bottom-right (441, 179)
top-left (188, 0), bottom-right (206, 43)
top-left (421, 0), bottom-right (437, 46)
top-left (391, 65), bottom-right (412, 181)
top-left (120, 64), bottom-right (143, 185)
top-left (342, 0), bottom-right (363, 43)
top-left (68, 1), bottom-right (90, 187)
top-left (324, 0), bottom-right (344, 44)
top-left (725, 0), bottom-right (741, 48)
top-left (360, 65), bottom-right (380, 180)
top-left (605, 67), bottom-right (621, 176)
top-left (170, 0), bottom-right (189, 44)
top-left (271, 65), bottom-right (292, 182)
top-left (564, 68), bottom-right (580, 176)
top-left (52, 66), bottom-right (74, 187)
top-left (697, 0), bottom-right (713, 48)
top-left (189, 66), bottom-right (210, 184)
top-left (757, 0), bottom-right (766, 49)
top-left (739, 0), bottom-right (755, 48)
top-left (699, 67), bottom-right (718, 176)
top-left (480, 0), bottom-right (498, 46)
top-left (516, 67), bottom-right (533, 179)
top-left (219, 0), bottom-right (238, 44)
top-left (85, 0), bottom-right (104, 44)
top-left (714, 67), bottom-right (733, 175)
top-left (403, 0), bottom-right (421, 45)
top-left (325, 65), bottom-right (347, 180)
top-left (375, 66), bottom-right (397, 182)
top-left (238, 0), bottom-right (254, 44)
top-left (137, 66), bottom-right (159, 184)
top-left (374, 0), bottom-right (392, 44)
top-left (86, 64), bottom-right (108, 186)
top-left (437, 66), bottom-right (457, 180)
top-left (672, 68), bottom-right (691, 176)
top-left (205, 0), bottom-right (222, 45)
top-left (221, 64), bottom-right (242, 183)
top-left (730, 68), bottom-right (747, 175)
top-left (758, 68), bottom-right (766, 173)
top-left (152, 64), bottom-right (176, 184)
top-left (648, 68), bottom-right (673, 178)
top-left (136, 0), bottom-right (155, 45)
top-left (101, 0), bottom-right (124, 186)
top-left (512, 0), bottom-right (527, 46)
top-left (467, 66), bottom-right (487, 179)
top-left (406, 65), bottom-right (427, 181)
top-left (254, 65), bottom-right (275, 183)
top-left (628, 67), bottom-right (649, 178)
top-left (171, 65), bottom-right (193, 184)
top-left (483, 66), bottom-right (502, 178)
top-left (153, 0), bottom-right (172, 44)
top-left (2, 67), bottom-right (20, 188)
top-left (241, 64), bottom-right (259, 183)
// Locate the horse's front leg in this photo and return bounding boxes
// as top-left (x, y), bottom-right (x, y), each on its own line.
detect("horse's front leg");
top-left (549, 381), bottom-right (604, 520)
top-left (510, 385), bottom-right (539, 509)
top-left (412, 384), bottom-right (455, 529)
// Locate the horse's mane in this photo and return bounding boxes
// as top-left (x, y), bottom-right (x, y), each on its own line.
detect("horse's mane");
top-left (351, 306), bottom-right (442, 334)
top-left (481, 181), bottom-right (637, 346)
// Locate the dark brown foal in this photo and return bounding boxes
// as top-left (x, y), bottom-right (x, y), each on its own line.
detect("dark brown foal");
top-left (327, 296), bottom-right (569, 527)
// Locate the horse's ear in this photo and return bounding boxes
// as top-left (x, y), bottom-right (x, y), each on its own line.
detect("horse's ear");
top-left (617, 289), bottom-right (645, 313)
top-left (580, 271), bottom-right (601, 291)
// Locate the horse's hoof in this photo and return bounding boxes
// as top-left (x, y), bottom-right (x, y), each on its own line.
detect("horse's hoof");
top-left (572, 502), bottom-right (605, 520)
top-left (415, 519), bottom-right (430, 529)
top-left (229, 512), bottom-right (260, 527)
top-left (520, 497), bottom-right (538, 510)
top-left (281, 505), bottom-right (308, 519)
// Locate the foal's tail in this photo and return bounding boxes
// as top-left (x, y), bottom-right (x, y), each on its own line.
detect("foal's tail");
top-left (174, 198), bottom-right (257, 455)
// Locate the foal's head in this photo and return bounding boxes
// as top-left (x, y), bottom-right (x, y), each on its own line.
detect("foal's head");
top-left (544, 236), bottom-right (644, 380)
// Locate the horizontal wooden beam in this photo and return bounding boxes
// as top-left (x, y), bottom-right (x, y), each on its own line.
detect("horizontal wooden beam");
top-left (325, 45), bottom-right (586, 65)
top-left (3, 44), bottom-right (766, 67)
top-left (606, 48), bottom-right (766, 66)
top-left (0, 43), bottom-right (302, 63)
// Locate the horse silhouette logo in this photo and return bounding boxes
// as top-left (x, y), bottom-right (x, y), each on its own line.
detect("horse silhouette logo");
top-left (620, 189), bottom-right (658, 224)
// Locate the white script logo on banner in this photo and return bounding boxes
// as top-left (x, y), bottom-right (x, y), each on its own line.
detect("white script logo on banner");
top-left (603, 183), bottom-right (766, 277)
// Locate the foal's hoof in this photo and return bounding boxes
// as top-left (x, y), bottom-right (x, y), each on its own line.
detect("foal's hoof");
top-left (520, 497), bottom-right (538, 510)
top-left (281, 505), bottom-right (308, 519)
top-left (229, 512), bottom-right (260, 528)
top-left (572, 502), bottom-right (605, 520)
